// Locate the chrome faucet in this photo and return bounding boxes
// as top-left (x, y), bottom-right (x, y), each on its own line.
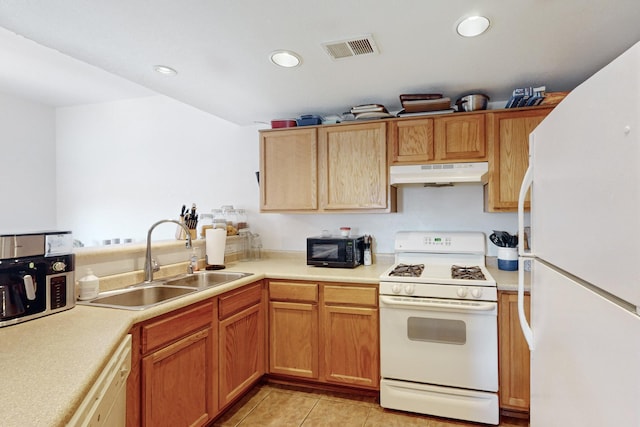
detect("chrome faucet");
top-left (144, 219), bottom-right (193, 283)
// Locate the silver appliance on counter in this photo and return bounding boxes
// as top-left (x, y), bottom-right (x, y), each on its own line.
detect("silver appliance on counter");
top-left (379, 231), bottom-right (499, 425)
top-left (0, 231), bottom-right (75, 327)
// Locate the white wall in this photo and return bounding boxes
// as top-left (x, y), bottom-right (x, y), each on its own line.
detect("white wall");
top-left (55, 95), bottom-right (260, 246)
top-left (55, 94), bottom-right (520, 255)
top-left (0, 91), bottom-right (57, 233)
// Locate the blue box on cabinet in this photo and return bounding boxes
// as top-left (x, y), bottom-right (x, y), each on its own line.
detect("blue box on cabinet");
top-left (296, 115), bottom-right (323, 126)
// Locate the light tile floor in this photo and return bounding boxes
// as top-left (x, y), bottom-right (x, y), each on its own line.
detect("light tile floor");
top-left (213, 382), bottom-right (529, 427)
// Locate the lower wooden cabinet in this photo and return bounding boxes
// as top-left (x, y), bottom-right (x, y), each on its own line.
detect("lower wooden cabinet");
top-left (126, 278), bottom-right (380, 427)
top-left (143, 327), bottom-right (213, 427)
top-left (269, 281), bottom-right (319, 379)
top-left (267, 279), bottom-right (379, 390)
top-left (498, 291), bottom-right (531, 414)
top-left (126, 281), bottom-right (265, 427)
top-left (134, 301), bottom-right (216, 427)
top-left (322, 286), bottom-right (379, 388)
top-left (218, 281), bottom-right (266, 409)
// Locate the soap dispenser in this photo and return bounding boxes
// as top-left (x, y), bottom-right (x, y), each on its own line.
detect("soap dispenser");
top-left (78, 268), bottom-right (100, 300)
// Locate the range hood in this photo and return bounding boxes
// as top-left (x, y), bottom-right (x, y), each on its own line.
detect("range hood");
top-left (390, 162), bottom-right (488, 185)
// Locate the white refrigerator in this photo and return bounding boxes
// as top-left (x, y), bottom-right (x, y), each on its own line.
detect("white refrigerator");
top-left (518, 40), bottom-right (640, 426)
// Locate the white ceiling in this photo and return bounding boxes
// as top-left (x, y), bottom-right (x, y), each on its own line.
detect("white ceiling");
top-left (0, 1), bottom-right (639, 125)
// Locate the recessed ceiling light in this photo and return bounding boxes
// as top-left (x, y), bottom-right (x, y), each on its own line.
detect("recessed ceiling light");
top-left (269, 50), bottom-right (302, 68)
top-left (153, 65), bottom-right (178, 76)
top-left (456, 15), bottom-right (491, 37)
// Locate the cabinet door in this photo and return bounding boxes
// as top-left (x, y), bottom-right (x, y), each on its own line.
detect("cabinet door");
top-left (499, 292), bottom-right (531, 413)
top-left (142, 328), bottom-right (213, 427)
top-left (260, 128), bottom-right (318, 211)
top-left (390, 118), bottom-right (435, 164)
top-left (434, 114), bottom-right (486, 161)
top-left (486, 107), bottom-right (552, 211)
top-left (269, 301), bottom-right (319, 379)
top-left (322, 304), bottom-right (379, 389)
top-left (319, 122), bottom-right (389, 210)
top-left (218, 302), bottom-right (265, 408)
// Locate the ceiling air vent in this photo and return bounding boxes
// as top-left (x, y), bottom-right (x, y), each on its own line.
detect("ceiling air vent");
top-left (321, 34), bottom-right (379, 60)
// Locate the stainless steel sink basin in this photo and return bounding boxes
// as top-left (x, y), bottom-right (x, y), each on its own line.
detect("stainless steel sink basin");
top-left (77, 271), bottom-right (253, 310)
top-left (79, 284), bottom-right (197, 310)
top-left (165, 271), bottom-right (253, 289)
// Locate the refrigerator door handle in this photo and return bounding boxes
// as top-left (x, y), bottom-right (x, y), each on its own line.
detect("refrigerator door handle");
top-left (517, 139), bottom-right (534, 350)
top-left (518, 257), bottom-right (534, 350)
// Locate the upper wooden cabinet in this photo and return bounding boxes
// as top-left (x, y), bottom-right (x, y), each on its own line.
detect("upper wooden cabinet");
top-left (434, 114), bottom-right (486, 161)
top-left (389, 113), bottom-right (486, 165)
top-left (260, 122), bottom-right (396, 213)
top-left (260, 106), bottom-right (554, 213)
top-left (318, 122), bottom-right (391, 211)
top-left (389, 118), bottom-right (435, 163)
top-left (260, 128), bottom-right (318, 211)
top-left (485, 107), bottom-right (553, 212)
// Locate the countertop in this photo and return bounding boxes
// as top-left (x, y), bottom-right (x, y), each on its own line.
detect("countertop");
top-left (0, 254), bottom-right (523, 427)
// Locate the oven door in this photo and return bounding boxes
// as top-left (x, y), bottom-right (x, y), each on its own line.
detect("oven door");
top-left (379, 294), bottom-right (498, 392)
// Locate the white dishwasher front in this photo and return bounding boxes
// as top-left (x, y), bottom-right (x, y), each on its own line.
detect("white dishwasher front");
top-left (68, 334), bottom-right (132, 427)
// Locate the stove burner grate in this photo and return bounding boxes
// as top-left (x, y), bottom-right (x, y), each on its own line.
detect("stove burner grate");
top-left (389, 263), bottom-right (425, 277)
top-left (451, 265), bottom-right (486, 281)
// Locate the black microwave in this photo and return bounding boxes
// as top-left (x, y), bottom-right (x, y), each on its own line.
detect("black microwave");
top-left (306, 235), bottom-right (364, 268)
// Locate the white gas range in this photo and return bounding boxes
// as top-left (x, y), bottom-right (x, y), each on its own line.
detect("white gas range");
top-left (379, 231), bottom-right (499, 425)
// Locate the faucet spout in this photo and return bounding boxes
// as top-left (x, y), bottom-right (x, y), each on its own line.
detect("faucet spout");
top-left (144, 219), bottom-right (193, 283)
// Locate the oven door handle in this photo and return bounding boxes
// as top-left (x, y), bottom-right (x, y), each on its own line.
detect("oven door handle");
top-left (379, 295), bottom-right (497, 313)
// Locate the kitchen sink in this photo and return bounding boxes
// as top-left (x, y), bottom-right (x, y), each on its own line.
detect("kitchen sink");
top-left (164, 271), bottom-right (253, 289)
top-left (77, 271), bottom-right (253, 310)
top-left (79, 284), bottom-right (198, 310)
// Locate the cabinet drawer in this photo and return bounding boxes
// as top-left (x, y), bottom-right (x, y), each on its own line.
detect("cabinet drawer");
top-left (219, 281), bottom-right (263, 320)
top-left (142, 301), bottom-right (214, 354)
top-left (269, 281), bottom-right (318, 303)
top-left (323, 285), bottom-right (377, 307)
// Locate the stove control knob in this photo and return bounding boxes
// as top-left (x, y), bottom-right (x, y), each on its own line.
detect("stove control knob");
top-left (404, 284), bottom-right (415, 295)
top-left (391, 284), bottom-right (402, 294)
top-left (471, 288), bottom-right (483, 299)
top-left (456, 288), bottom-right (468, 298)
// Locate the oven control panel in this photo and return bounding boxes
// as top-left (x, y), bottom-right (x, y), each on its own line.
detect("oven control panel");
top-left (380, 282), bottom-right (497, 302)
top-left (394, 231), bottom-right (486, 254)
top-left (424, 236), bottom-right (452, 246)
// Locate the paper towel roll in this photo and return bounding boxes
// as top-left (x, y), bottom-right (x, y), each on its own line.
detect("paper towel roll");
top-left (206, 228), bottom-right (227, 266)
